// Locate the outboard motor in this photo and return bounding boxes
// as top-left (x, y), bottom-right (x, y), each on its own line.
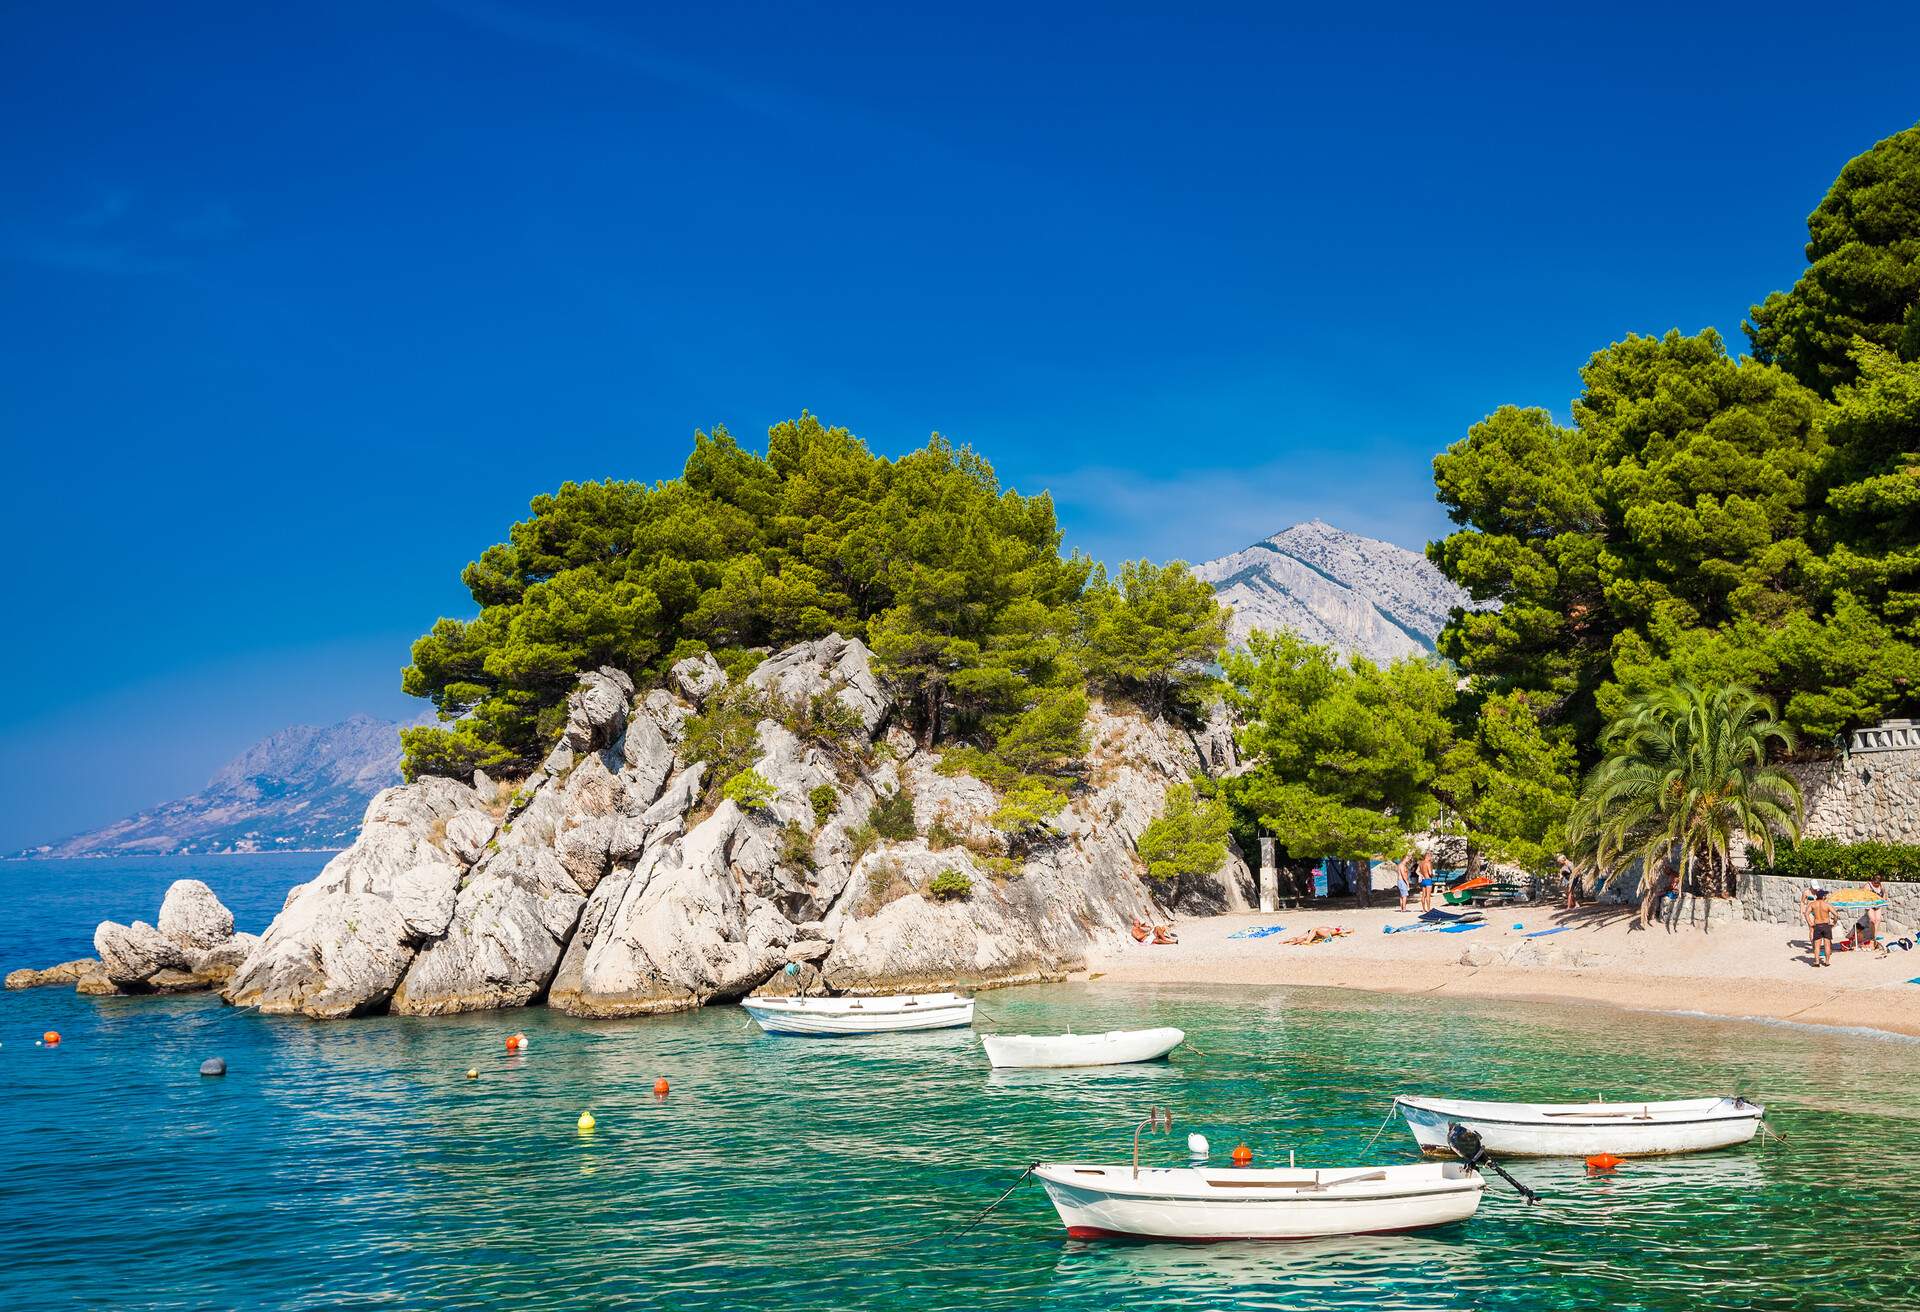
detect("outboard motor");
top-left (1447, 1122), bottom-right (1541, 1205)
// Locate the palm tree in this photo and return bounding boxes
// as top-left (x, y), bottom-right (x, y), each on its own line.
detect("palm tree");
top-left (1569, 683), bottom-right (1802, 929)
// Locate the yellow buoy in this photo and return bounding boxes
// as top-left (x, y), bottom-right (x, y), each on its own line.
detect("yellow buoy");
top-left (466, 1068), bottom-right (479, 1080)
top-left (577, 1111), bottom-right (597, 1132)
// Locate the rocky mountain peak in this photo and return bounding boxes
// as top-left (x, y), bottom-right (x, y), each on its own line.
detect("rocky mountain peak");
top-left (1193, 520), bottom-right (1471, 665)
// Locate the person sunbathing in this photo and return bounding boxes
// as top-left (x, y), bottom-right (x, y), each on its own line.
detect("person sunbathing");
top-left (1152, 924), bottom-right (1179, 944)
top-left (1284, 925), bottom-right (1350, 945)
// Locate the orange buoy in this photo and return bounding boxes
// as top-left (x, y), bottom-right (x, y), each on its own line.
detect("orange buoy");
top-left (43, 1031), bottom-right (60, 1046)
top-left (653, 1077), bottom-right (670, 1096)
top-left (1230, 1143), bottom-right (1253, 1168)
top-left (1586, 1152), bottom-right (1623, 1171)
top-left (505, 1033), bottom-right (527, 1052)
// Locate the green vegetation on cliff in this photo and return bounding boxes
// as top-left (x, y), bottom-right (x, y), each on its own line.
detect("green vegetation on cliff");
top-left (402, 414), bottom-right (1228, 780)
top-left (1430, 124), bottom-right (1920, 757)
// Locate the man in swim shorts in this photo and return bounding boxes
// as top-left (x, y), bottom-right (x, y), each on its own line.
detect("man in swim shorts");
top-left (1805, 885), bottom-right (1834, 967)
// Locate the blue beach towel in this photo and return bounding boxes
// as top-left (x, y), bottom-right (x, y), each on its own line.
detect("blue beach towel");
top-left (1383, 921), bottom-right (1485, 936)
top-left (1228, 925), bottom-right (1287, 940)
top-left (1525, 926), bottom-right (1573, 939)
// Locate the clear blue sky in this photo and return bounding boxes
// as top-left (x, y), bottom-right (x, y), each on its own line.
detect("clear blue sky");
top-left (3, 1), bottom-right (1917, 849)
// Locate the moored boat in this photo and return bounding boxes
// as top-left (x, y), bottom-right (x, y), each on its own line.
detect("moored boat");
top-left (981, 1027), bottom-right (1185, 1069)
top-left (741, 991), bottom-right (974, 1036)
top-left (1395, 1095), bottom-right (1764, 1158)
top-left (1033, 1161), bottom-right (1485, 1241)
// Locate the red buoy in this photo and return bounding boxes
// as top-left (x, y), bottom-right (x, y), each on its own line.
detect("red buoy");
top-left (43, 1030), bottom-right (61, 1046)
top-left (653, 1077), bottom-right (670, 1096)
top-left (505, 1033), bottom-right (527, 1052)
top-left (1586, 1152), bottom-right (1623, 1171)
top-left (1231, 1143), bottom-right (1252, 1168)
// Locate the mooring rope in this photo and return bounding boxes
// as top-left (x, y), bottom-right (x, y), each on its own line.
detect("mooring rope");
top-left (1360, 1099), bottom-right (1401, 1153)
top-left (859, 1163), bottom-right (1039, 1255)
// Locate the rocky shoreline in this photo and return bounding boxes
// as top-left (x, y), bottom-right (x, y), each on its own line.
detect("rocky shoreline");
top-left (16, 637), bottom-right (1246, 1020)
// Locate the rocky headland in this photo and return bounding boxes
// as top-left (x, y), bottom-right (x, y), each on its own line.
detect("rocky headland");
top-left (26, 637), bottom-right (1246, 1020)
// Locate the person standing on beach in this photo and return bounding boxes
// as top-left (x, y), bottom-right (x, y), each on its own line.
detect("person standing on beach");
top-left (1805, 886), bottom-right (1835, 967)
top-left (1418, 848), bottom-right (1436, 913)
top-left (1558, 854), bottom-right (1579, 909)
top-left (1395, 854), bottom-right (1412, 913)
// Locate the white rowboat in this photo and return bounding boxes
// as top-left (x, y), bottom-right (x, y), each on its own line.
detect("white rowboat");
top-left (981, 1027), bottom-right (1185, 1069)
top-left (1034, 1161), bottom-right (1485, 1241)
top-left (1396, 1095), bottom-right (1764, 1158)
top-left (741, 991), bottom-right (974, 1036)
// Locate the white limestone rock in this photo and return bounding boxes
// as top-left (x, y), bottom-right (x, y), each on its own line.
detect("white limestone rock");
top-left (443, 808), bottom-right (495, 865)
top-left (563, 666), bottom-right (635, 751)
top-left (746, 634), bottom-right (888, 737)
top-left (156, 879), bottom-right (235, 953)
top-left (223, 889), bottom-right (415, 1018)
top-left (94, 919), bottom-right (188, 986)
top-left (548, 802), bottom-right (792, 1016)
top-left (669, 652), bottom-right (728, 705)
top-left (191, 932), bottom-right (260, 981)
top-left (388, 846), bottom-right (587, 1016)
top-left (392, 862), bottom-right (462, 939)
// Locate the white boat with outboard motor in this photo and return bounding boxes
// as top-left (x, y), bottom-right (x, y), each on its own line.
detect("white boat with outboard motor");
top-left (1395, 1094), bottom-right (1765, 1158)
top-left (741, 991), bottom-right (974, 1036)
top-left (982, 1027), bottom-right (1185, 1069)
top-left (1028, 1107), bottom-right (1534, 1242)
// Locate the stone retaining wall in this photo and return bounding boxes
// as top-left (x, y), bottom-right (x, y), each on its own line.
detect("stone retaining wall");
top-left (1737, 872), bottom-right (1918, 936)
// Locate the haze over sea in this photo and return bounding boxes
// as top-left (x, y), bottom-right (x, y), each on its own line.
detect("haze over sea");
top-left (4, 855), bottom-right (1916, 1310)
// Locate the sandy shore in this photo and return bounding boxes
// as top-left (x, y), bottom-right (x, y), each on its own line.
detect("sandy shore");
top-left (1082, 902), bottom-right (1920, 1039)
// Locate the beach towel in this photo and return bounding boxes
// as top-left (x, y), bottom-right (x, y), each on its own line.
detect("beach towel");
top-left (1524, 926), bottom-right (1573, 939)
top-left (1382, 921), bottom-right (1486, 936)
top-left (1227, 925), bottom-right (1287, 940)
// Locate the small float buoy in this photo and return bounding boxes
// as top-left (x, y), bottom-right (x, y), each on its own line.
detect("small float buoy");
top-left (466, 1068), bottom-right (479, 1080)
top-left (1586, 1152), bottom-right (1623, 1171)
top-left (1231, 1143), bottom-right (1253, 1168)
top-left (199, 1057), bottom-right (227, 1077)
top-left (505, 1033), bottom-right (527, 1052)
top-left (577, 1111), bottom-right (596, 1132)
top-left (653, 1077), bottom-right (670, 1096)
top-left (43, 1030), bottom-right (61, 1046)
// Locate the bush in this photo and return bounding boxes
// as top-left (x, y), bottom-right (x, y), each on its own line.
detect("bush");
top-left (1749, 837), bottom-right (1920, 884)
top-left (847, 823), bottom-right (878, 862)
top-left (684, 687), bottom-right (767, 793)
top-left (870, 787), bottom-right (918, 841)
top-left (1137, 784), bottom-right (1232, 890)
top-left (991, 776), bottom-right (1068, 850)
top-left (779, 820), bottom-right (817, 872)
top-left (809, 784), bottom-right (839, 827)
top-left (722, 768), bottom-right (779, 811)
top-left (926, 820), bottom-right (958, 851)
top-left (927, 870), bottom-right (973, 901)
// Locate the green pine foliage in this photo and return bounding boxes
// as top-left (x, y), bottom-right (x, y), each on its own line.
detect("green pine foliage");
top-left (721, 768), bottom-right (778, 811)
top-left (400, 413), bottom-right (1230, 780)
top-left (1746, 124), bottom-right (1920, 396)
top-left (869, 788), bottom-right (918, 841)
top-left (1135, 784), bottom-right (1232, 892)
top-left (926, 870), bottom-right (973, 900)
top-left (1081, 560), bottom-right (1230, 719)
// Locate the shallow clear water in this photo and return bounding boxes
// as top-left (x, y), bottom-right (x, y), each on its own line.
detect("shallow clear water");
top-left (4, 857), bottom-right (1917, 1310)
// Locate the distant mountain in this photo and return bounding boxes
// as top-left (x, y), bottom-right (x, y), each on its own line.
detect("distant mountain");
top-left (1193, 519), bottom-right (1471, 665)
top-left (17, 715), bottom-right (406, 859)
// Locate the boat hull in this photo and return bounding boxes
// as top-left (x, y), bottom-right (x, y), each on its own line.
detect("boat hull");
top-left (1397, 1096), bottom-right (1764, 1158)
top-left (981, 1027), bottom-right (1185, 1069)
top-left (742, 993), bottom-right (974, 1036)
top-left (1035, 1163), bottom-right (1484, 1242)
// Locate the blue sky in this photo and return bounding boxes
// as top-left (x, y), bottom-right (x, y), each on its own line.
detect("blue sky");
top-left (3, 1), bottom-right (1917, 849)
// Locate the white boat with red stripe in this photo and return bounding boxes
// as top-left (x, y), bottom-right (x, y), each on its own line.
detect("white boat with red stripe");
top-left (1033, 1160), bottom-right (1486, 1241)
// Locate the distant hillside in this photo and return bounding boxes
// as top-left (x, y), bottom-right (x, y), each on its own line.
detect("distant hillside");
top-left (17, 715), bottom-right (406, 858)
top-left (1193, 519), bottom-right (1471, 664)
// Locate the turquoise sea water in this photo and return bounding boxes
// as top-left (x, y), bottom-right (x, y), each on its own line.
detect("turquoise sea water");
top-left (4, 856), bottom-right (1918, 1310)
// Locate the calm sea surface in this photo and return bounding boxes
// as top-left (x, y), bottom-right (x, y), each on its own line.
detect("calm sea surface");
top-left (3, 856), bottom-right (1917, 1310)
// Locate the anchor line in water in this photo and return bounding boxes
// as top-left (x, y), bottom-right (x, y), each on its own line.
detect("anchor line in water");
top-left (1361, 1098), bottom-right (1402, 1154)
top-left (860, 1164), bottom-right (1040, 1256)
